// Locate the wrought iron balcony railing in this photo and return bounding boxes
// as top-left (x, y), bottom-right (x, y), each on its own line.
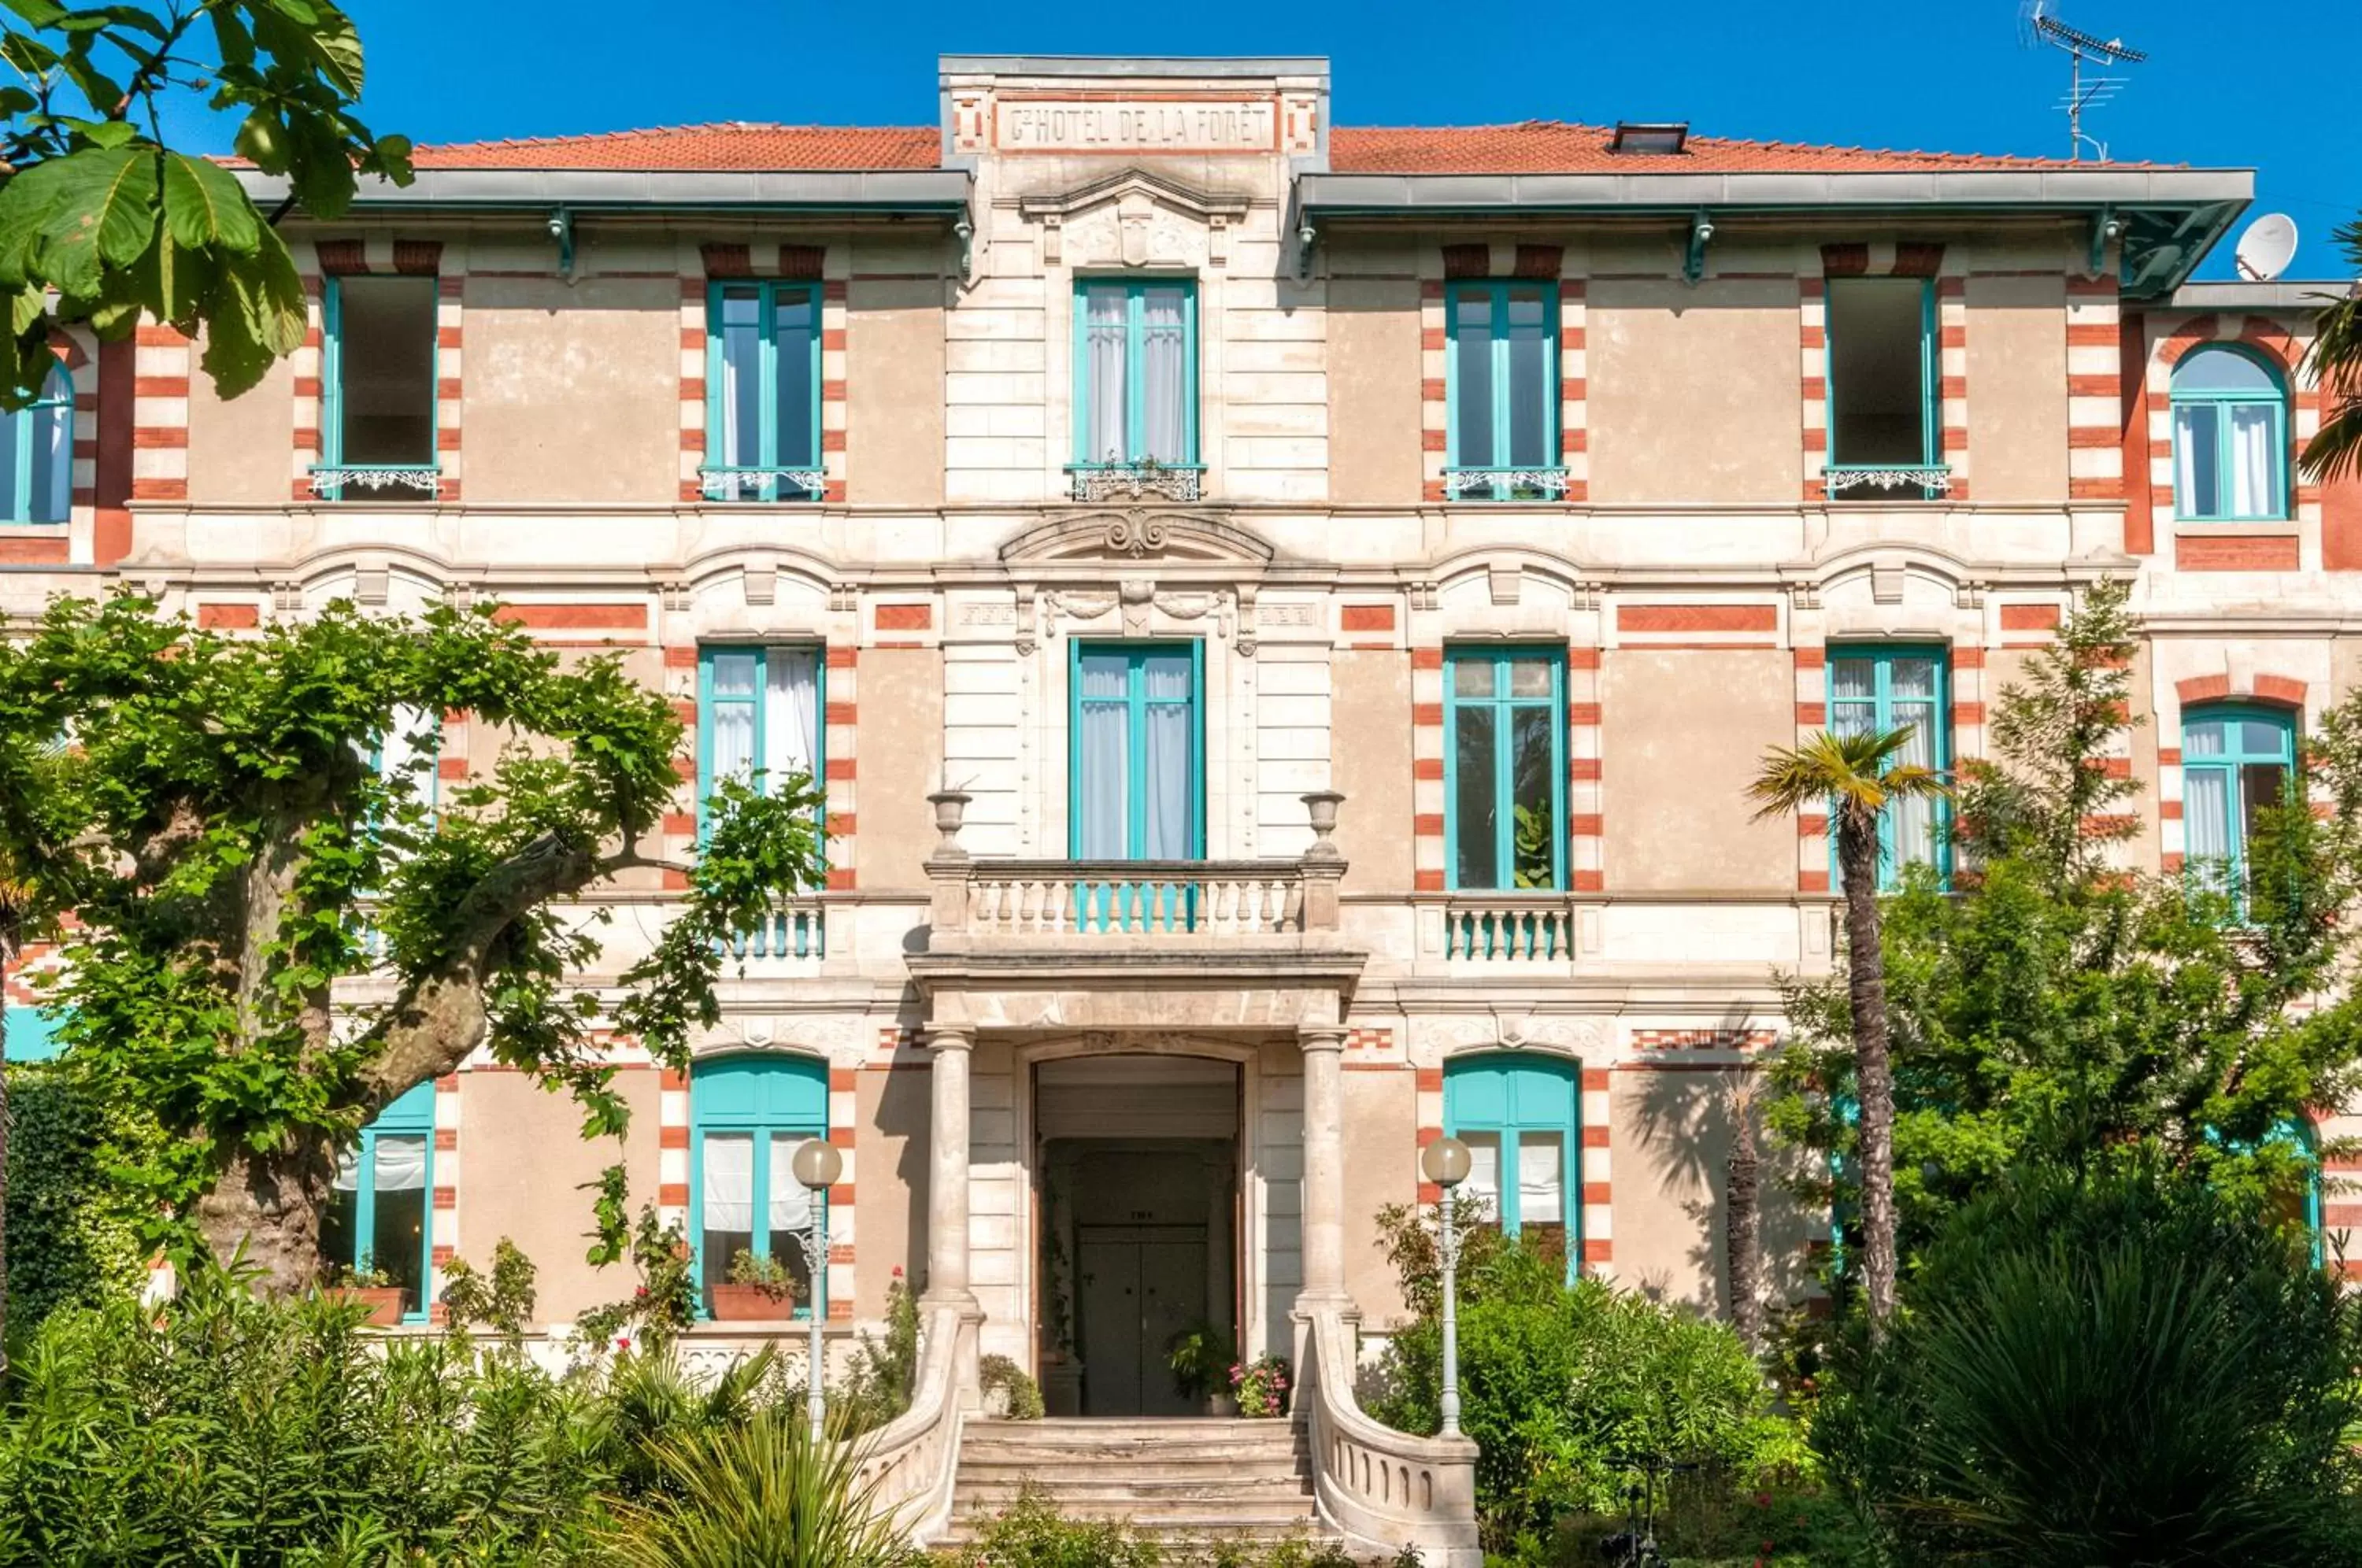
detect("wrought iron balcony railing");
top-left (1065, 462), bottom-right (1205, 504)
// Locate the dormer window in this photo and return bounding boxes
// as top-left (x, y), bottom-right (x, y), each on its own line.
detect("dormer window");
top-left (1609, 121), bottom-right (1688, 155)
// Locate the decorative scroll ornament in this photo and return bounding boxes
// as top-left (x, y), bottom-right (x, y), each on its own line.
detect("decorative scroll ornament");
top-left (308, 467), bottom-right (439, 496)
top-left (700, 468), bottom-right (827, 501)
top-left (1070, 464), bottom-right (1203, 504)
top-left (1442, 468), bottom-right (1571, 501)
top-left (1104, 514), bottom-right (1169, 557)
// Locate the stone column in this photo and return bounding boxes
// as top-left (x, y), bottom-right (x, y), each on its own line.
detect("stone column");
top-left (922, 1026), bottom-right (977, 1310)
top-left (1295, 1025), bottom-right (1352, 1316)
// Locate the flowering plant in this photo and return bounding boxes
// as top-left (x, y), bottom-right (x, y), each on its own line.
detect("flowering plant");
top-left (1231, 1353), bottom-right (1290, 1418)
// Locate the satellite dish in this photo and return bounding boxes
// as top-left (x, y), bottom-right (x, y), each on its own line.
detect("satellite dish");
top-left (2234, 213), bottom-right (2298, 281)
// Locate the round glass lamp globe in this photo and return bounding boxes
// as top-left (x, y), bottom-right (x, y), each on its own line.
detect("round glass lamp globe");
top-left (790, 1137), bottom-right (844, 1193)
top-left (1420, 1135), bottom-right (1472, 1189)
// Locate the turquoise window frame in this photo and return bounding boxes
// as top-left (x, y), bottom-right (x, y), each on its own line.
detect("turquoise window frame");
top-left (1, 364), bottom-right (71, 524)
top-left (4, 1004), bottom-right (65, 1063)
top-left (1827, 644), bottom-right (1952, 892)
top-left (317, 275), bottom-right (441, 501)
top-left (1441, 646), bottom-right (1567, 892)
top-left (2180, 701), bottom-right (2295, 912)
top-left (1068, 279), bottom-right (1201, 471)
top-left (687, 1054), bottom-right (831, 1321)
top-left (1442, 1053), bottom-right (1580, 1282)
top-left (1823, 276), bottom-right (1945, 498)
top-left (1067, 640), bottom-right (1205, 861)
top-left (2170, 344), bottom-right (2290, 523)
top-left (1442, 279), bottom-right (1563, 500)
top-left (702, 279), bottom-right (824, 503)
top-left (694, 644), bottom-right (827, 838)
top-left (339, 1080), bottom-right (436, 1325)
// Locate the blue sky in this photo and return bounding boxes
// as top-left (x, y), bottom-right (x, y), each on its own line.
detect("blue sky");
top-left (200, 1), bottom-right (2360, 281)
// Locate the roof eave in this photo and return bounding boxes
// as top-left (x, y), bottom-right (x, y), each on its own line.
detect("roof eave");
top-left (1297, 167), bottom-right (2254, 298)
top-left (235, 166), bottom-right (974, 214)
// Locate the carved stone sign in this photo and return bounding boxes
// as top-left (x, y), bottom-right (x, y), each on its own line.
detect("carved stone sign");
top-left (996, 97), bottom-right (1277, 154)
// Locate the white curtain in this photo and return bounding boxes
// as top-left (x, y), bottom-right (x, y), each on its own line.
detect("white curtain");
top-left (2185, 766), bottom-right (2232, 891)
top-left (1461, 1133), bottom-right (1501, 1219)
top-left (376, 704), bottom-right (435, 808)
top-left (332, 1148), bottom-right (361, 1193)
top-left (702, 1133), bottom-right (754, 1231)
top-left (1085, 287), bottom-right (1127, 464)
top-left (709, 653), bottom-right (757, 789)
top-left (1142, 656), bottom-right (1191, 859)
top-left (1830, 660), bottom-right (1875, 736)
top-left (1516, 1133), bottom-right (1564, 1226)
top-left (2230, 404), bottom-right (2279, 517)
top-left (1077, 657), bottom-right (1129, 859)
top-left (33, 394), bottom-right (68, 523)
top-left (1889, 657), bottom-right (1938, 871)
top-left (718, 291), bottom-right (760, 472)
top-left (763, 649), bottom-right (820, 793)
top-left (768, 1133), bottom-right (814, 1233)
top-left (372, 1134), bottom-right (428, 1193)
top-left (1141, 287), bottom-right (1187, 464)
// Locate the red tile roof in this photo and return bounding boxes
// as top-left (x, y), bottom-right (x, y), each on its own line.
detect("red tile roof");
top-left (1327, 122), bottom-right (2161, 174)
top-left (383, 119), bottom-right (2163, 176)
top-left (404, 123), bottom-right (941, 171)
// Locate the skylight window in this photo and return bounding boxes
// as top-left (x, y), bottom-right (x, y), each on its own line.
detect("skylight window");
top-left (1609, 121), bottom-right (1688, 155)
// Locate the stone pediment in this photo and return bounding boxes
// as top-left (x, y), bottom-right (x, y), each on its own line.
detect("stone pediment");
top-left (1019, 169), bottom-right (1254, 271)
top-left (999, 509), bottom-right (1275, 568)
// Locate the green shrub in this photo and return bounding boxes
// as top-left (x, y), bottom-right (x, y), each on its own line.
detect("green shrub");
top-left (0, 1259), bottom-right (612, 1562)
top-left (837, 1269), bottom-right (921, 1434)
top-left (3, 1060), bottom-right (157, 1338)
top-left (1817, 1165), bottom-right (2362, 1565)
top-left (981, 1352), bottom-right (1046, 1420)
top-left (1368, 1230), bottom-right (1805, 1553)
top-left (604, 1407), bottom-right (920, 1566)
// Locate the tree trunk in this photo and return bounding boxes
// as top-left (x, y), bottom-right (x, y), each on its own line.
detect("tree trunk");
top-left (1726, 1078), bottom-right (1763, 1355)
top-left (1837, 816), bottom-right (1899, 1341)
top-left (192, 1126), bottom-right (339, 1296)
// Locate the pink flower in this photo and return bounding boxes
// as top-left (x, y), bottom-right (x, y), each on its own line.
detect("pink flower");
top-left (614, 1335), bottom-right (632, 1352)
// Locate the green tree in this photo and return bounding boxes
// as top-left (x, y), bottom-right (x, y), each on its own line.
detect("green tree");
top-left (0, 0), bottom-right (412, 406)
top-left (0, 593), bottom-right (824, 1292)
top-left (1767, 581), bottom-right (2362, 1277)
top-left (1747, 728), bottom-right (1947, 1337)
top-left (2301, 217), bottom-right (2362, 485)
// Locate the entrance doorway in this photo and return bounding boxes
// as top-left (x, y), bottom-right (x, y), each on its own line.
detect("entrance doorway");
top-left (1035, 1056), bottom-right (1239, 1418)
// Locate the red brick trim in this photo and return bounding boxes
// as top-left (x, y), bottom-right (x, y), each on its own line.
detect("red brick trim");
top-left (1441, 243), bottom-right (1488, 279)
top-left (315, 239), bottom-right (368, 276)
top-left (1512, 243), bottom-right (1564, 279)
top-left (1617, 604), bottom-right (1778, 633)
top-left (2175, 534), bottom-right (2298, 572)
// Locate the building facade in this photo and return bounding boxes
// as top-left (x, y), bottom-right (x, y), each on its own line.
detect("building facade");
top-left (7, 51), bottom-right (2360, 1554)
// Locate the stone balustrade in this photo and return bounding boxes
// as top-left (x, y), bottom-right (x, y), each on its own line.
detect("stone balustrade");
top-left (855, 1304), bottom-right (976, 1544)
top-left (924, 789), bottom-right (1349, 946)
top-left (1301, 1307), bottom-right (1481, 1565)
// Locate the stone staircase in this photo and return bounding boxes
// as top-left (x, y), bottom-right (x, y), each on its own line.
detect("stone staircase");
top-left (941, 1417), bottom-right (1335, 1551)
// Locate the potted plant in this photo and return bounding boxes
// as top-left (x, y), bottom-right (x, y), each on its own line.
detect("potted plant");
top-left (325, 1259), bottom-right (405, 1326)
top-left (708, 1248), bottom-right (801, 1321)
top-left (1231, 1353), bottom-right (1290, 1418)
top-left (1166, 1320), bottom-right (1236, 1415)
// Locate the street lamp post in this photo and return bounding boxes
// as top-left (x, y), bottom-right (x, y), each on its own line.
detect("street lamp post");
top-left (789, 1136), bottom-right (844, 1442)
top-left (1420, 1135), bottom-right (1472, 1439)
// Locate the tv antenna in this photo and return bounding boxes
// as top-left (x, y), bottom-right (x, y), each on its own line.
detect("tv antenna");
top-left (2020, 2), bottom-right (2148, 161)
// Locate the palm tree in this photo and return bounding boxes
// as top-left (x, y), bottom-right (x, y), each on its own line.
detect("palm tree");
top-left (1749, 728), bottom-right (1948, 1340)
top-left (2299, 217), bottom-right (2362, 485)
top-left (1725, 1072), bottom-right (1764, 1355)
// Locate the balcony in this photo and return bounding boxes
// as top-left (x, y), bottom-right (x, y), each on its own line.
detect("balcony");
top-left (1065, 461), bottom-right (1205, 504)
top-left (1442, 466), bottom-right (1569, 502)
top-left (909, 791), bottom-right (1364, 1035)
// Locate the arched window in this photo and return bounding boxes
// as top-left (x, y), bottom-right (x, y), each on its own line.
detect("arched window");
top-left (322, 1079), bottom-right (435, 1321)
top-left (0, 364), bottom-right (72, 525)
top-left (1442, 1054), bottom-right (1579, 1278)
top-left (689, 1054), bottom-right (830, 1318)
top-left (2182, 703), bottom-right (2296, 901)
top-left (2171, 346), bottom-right (2287, 522)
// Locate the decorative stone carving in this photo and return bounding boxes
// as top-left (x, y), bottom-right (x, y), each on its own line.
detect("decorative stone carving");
top-left (1000, 511), bottom-right (1275, 568)
top-left (1105, 515), bottom-right (1169, 556)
